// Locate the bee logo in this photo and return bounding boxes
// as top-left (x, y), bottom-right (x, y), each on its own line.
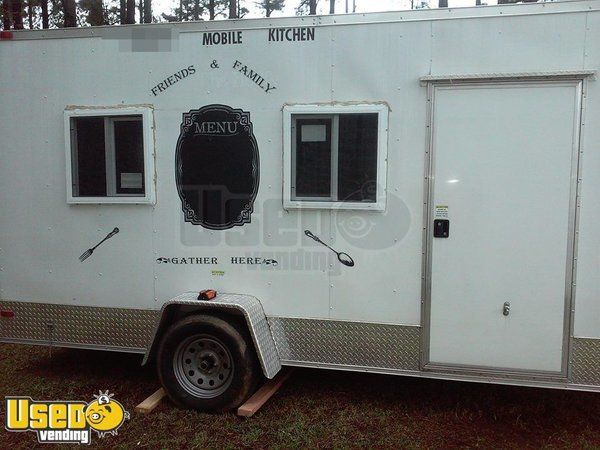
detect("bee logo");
top-left (5, 390), bottom-right (129, 444)
top-left (85, 391), bottom-right (130, 438)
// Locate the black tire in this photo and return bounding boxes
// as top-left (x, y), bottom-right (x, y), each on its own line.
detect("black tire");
top-left (157, 314), bottom-right (259, 412)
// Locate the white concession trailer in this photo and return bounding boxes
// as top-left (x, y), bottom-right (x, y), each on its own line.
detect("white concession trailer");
top-left (1, 0), bottom-right (599, 411)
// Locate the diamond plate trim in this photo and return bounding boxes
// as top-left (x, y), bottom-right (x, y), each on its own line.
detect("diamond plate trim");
top-left (150, 292), bottom-right (281, 379)
top-left (268, 317), bottom-right (420, 371)
top-left (0, 300), bottom-right (158, 351)
top-left (572, 337), bottom-right (600, 386)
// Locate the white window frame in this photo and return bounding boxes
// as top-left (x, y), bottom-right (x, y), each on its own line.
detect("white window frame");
top-left (64, 106), bottom-right (155, 205)
top-left (283, 103), bottom-right (388, 212)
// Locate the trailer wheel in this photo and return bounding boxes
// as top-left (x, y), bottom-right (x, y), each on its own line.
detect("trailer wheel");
top-left (157, 314), bottom-right (259, 412)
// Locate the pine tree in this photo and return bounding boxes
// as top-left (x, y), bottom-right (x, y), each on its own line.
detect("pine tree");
top-left (142, 0), bottom-right (151, 22)
top-left (26, 0), bottom-right (34, 28)
top-left (79, 0), bottom-right (105, 25)
top-left (255, 0), bottom-right (283, 17)
top-left (63, 0), bottom-right (76, 26)
top-left (40, 0), bottom-right (48, 27)
top-left (103, 0), bottom-right (122, 24)
top-left (162, 0), bottom-right (198, 21)
top-left (162, 0), bottom-right (226, 22)
top-left (118, 0), bottom-right (125, 23)
top-left (11, 0), bottom-right (24, 28)
top-left (296, 0), bottom-right (316, 15)
top-left (237, 1), bottom-right (247, 17)
top-left (125, 0), bottom-right (133, 22)
top-left (2, 0), bottom-right (11, 29)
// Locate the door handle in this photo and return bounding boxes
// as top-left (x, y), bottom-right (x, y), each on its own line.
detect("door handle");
top-left (503, 301), bottom-right (511, 316)
top-left (433, 219), bottom-right (450, 238)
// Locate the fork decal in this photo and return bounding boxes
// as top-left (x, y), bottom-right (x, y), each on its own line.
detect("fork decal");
top-left (79, 228), bottom-right (120, 262)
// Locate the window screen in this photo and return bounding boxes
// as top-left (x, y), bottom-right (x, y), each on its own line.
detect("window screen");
top-left (338, 113), bottom-right (378, 202)
top-left (74, 117), bottom-right (106, 197)
top-left (114, 119), bottom-right (144, 195)
top-left (71, 115), bottom-right (145, 198)
top-left (295, 119), bottom-right (332, 198)
top-left (292, 113), bottom-right (378, 203)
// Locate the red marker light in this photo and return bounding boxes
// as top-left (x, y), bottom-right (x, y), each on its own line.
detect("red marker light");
top-left (0, 309), bottom-right (15, 318)
top-left (0, 31), bottom-right (13, 40)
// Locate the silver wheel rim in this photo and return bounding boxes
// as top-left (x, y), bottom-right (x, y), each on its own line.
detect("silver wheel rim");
top-left (173, 335), bottom-right (234, 398)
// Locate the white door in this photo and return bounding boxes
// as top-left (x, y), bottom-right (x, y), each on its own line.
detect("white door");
top-left (426, 81), bottom-right (581, 374)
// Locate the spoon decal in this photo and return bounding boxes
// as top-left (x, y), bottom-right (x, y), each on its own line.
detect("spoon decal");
top-left (304, 230), bottom-right (355, 268)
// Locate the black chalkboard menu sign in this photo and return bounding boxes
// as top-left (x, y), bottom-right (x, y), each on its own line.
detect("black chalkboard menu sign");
top-left (176, 105), bottom-right (259, 230)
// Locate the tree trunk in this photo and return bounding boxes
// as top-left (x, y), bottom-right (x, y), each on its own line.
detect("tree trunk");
top-left (27, 0), bottom-right (32, 28)
top-left (192, 0), bottom-right (199, 20)
top-left (208, 0), bottom-right (214, 20)
top-left (309, 0), bottom-right (316, 15)
top-left (2, 0), bottom-right (11, 29)
top-left (125, 0), bottom-right (134, 23)
top-left (41, 0), bottom-right (49, 28)
top-left (265, 5), bottom-right (271, 17)
top-left (137, 0), bottom-right (142, 22)
top-left (143, 0), bottom-right (151, 23)
top-left (228, 0), bottom-right (236, 18)
top-left (329, 0), bottom-right (334, 14)
top-left (119, 0), bottom-right (125, 23)
top-left (63, 0), bottom-right (76, 26)
top-left (11, 0), bottom-right (23, 28)
top-left (89, 0), bottom-right (105, 25)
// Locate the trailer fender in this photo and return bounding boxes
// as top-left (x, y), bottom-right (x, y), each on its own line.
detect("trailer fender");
top-left (143, 292), bottom-right (281, 379)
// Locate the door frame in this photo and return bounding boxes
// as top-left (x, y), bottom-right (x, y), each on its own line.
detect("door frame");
top-left (419, 74), bottom-right (588, 380)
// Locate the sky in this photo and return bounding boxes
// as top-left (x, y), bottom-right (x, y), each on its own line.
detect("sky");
top-left (154, 0), bottom-right (500, 20)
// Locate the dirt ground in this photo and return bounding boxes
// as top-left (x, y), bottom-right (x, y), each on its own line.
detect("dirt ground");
top-left (0, 343), bottom-right (599, 449)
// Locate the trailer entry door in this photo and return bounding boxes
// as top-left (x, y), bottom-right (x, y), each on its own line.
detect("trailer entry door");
top-left (425, 80), bottom-right (581, 375)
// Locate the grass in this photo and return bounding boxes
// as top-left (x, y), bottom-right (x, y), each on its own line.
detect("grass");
top-left (0, 343), bottom-right (599, 449)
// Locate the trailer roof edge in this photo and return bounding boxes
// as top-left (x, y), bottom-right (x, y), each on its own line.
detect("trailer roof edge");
top-left (420, 70), bottom-right (598, 84)
top-left (5, 0), bottom-right (600, 41)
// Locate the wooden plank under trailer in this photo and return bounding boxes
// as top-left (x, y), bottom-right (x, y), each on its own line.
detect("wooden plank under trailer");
top-left (237, 368), bottom-right (295, 417)
top-left (134, 368), bottom-right (295, 416)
